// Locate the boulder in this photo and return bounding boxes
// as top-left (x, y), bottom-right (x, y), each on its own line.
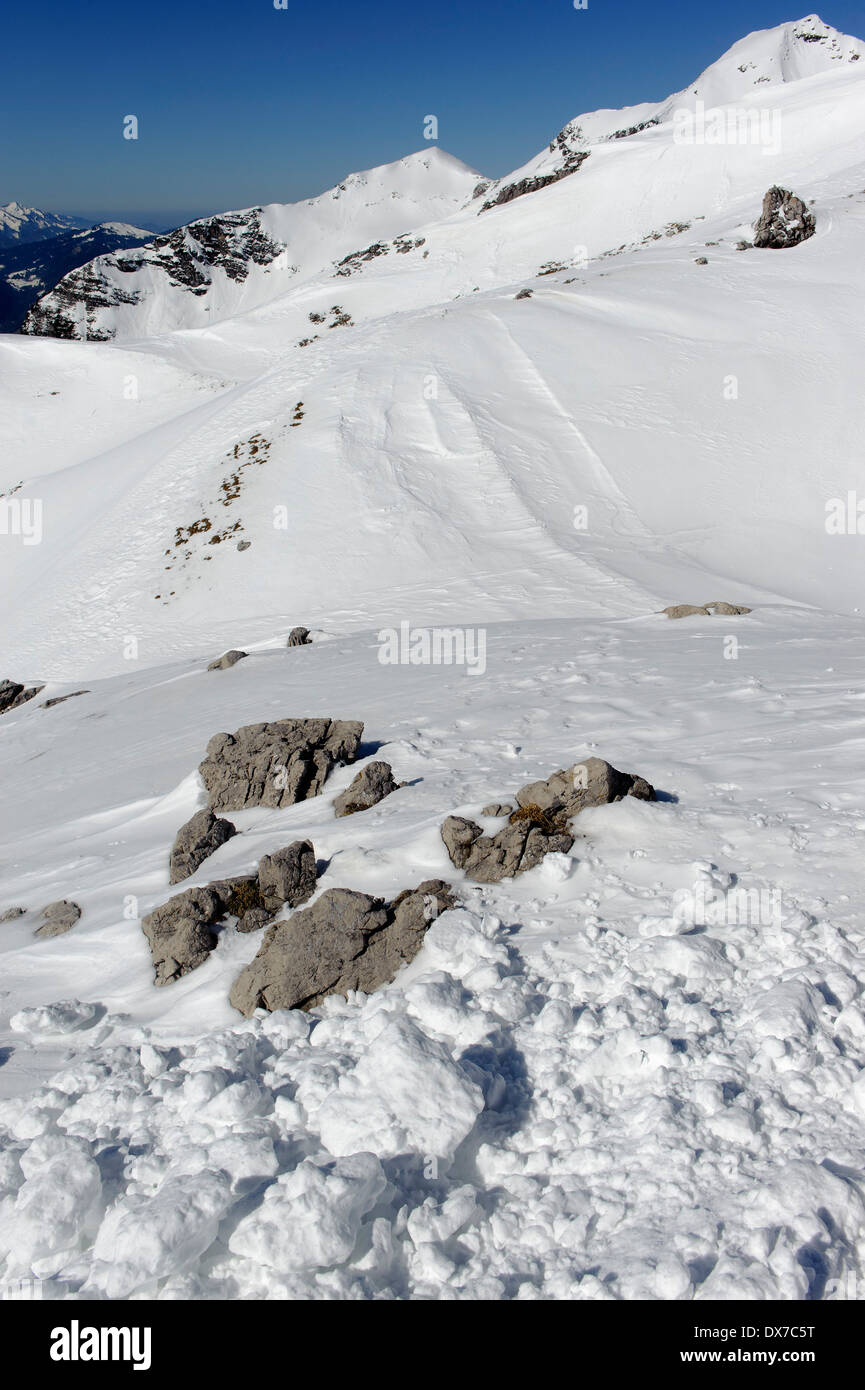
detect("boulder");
top-left (229, 880), bottom-right (455, 1016)
top-left (35, 900), bottom-right (81, 939)
top-left (169, 808), bottom-right (237, 884)
top-left (663, 604), bottom-right (711, 619)
top-left (0, 679), bottom-right (44, 715)
top-left (703, 600), bottom-right (752, 616)
top-left (142, 840), bottom-right (318, 984)
top-left (441, 814), bottom-right (573, 884)
top-left (41, 690), bottom-right (89, 709)
top-left (334, 761), bottom-right (400, 817)
top-left (515, 755), bottom-right (655, 820)
top-left (287, 627), bottom-right (311, 647)
top-left (199, 718), bottom-right (363, 812)
top-left (0, 907), bottom-right (25, 922)
top-left (753, 187), bottom-right (815, 249)
top-left (481, 803), bottom-right (513, 817)
top-left (442, 757), bottom-right (655, 883)
top-left (207, 649), bottom-right (247, 671)
top-left (257, 841), bottom-right (317, 913)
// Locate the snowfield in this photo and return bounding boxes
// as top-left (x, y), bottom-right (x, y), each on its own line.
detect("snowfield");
top-left (1, 14), bottom-right (864, 1300)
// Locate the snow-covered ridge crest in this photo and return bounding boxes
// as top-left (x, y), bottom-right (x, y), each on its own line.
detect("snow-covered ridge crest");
top-left (21, 149), bottom-right (481, 341)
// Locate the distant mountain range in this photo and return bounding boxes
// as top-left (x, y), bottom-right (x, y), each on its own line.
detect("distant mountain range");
top-left (0, 200), bottom-right (89, 248)
top-left (0, 220), bottom-right (155, 332)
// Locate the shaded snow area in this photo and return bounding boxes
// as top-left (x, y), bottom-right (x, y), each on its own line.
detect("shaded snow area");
top-left (1, 614), bottom-right (864, 1299)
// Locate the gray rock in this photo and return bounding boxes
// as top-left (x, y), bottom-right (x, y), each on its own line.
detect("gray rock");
top-left (199, 717), bottom-right (363, 812)
top-left (753, 187), bottom-right (815, 250)
top-left (169, 808), bottom-right (237, 884)
top-left (35, 900), bottom-right (81, 939)
top-left (143, 841), bottom-right (318, 983)
top-left (236, 540), bottom-right (251, 552)
top-left (703, 600), bottom-right (752, 615)
top-left (257, 840), bottom-right (317, 912)
top-left (515, 755), bottom-right (656, 820)
top-left (0, 679), bottom-right (44, 715)
top-left (287, 627), bottom-right (311, 647)
top-left (663, 604), bottom-right (711, 619)
top-left (41, 690), bottom-right (89, 709)
top-left (0, 907), bottom-right (25, 922)
top-left (334, 761), bottom-right (400, 817)
top-left (441, 814), bottom-right (573, 884)
top-left (515, 289), bottom-right (533, 299)
top-left (694, 257), bottom-right (708, 265)
top-left (229, 880), bottom-right (455, 1016)
top-left (481, 803), bottom-right (513, 817)
top-left (442, 757), bottom-right (655, 883)
top-left (207, 649), bottom-right (247, 671)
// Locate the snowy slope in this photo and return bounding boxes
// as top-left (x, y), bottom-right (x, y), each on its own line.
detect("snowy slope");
top-left (1, 15), bottom-right (865, 1302)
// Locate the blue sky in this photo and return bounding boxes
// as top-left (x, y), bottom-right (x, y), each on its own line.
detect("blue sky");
top-left (2, 2), bottom-right (862, 228)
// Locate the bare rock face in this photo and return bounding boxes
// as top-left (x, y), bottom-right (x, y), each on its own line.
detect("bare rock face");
top-left (199, 718), bottom-right (364, 812)
top-left (334, 761), bottom-right (401, 817)
top-left (287, 627), bottom-right (311, 647)
top-left (207, 649), bottom-right (247, 671)
top-left (35, 900), bottom-right (81, 939)
top-left (142, 840), bottom-right (317, 985)
top-left (442, 757), bottom-right (655, 883)
top-left (0, 679), bottom-right (44, 715)
top-left (753, 187), bottom-right (815, 249)
top-left (229, 880), bottom-right (455, 1016)
top-left (481, 803), bottom-right (513, 817)
top-left (169, 808), bottom-right (237, 885)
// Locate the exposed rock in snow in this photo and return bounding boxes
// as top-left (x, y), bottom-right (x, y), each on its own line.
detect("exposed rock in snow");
top-left (34, 900), bottom-right (81, 939)
top-left (442, 812), bottom-right (574, 883)
top-left (169, 809), bottom-right (237, 885)
top-left (199, 718), bottom-right (364, 812)
top-left (753, 186), bottom-right (816, 248)
top-left (287, 626), bottom-right (311, 647)
top-left (333, 760), bottom-right (401, 817)
top-left (0, 679), bottom-right (44, 715)
top-left (229, 880), bottom-right (456, 1015)
top-left (206, 648), bottom-right (247, 671)
top-left (143, 840), bottom-right (318, 984)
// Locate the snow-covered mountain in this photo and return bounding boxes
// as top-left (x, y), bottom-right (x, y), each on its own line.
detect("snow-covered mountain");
top-left (2, 16), bottom-right (865, 1302)
top-left (0, 201), bottom-right (89, 248)
top-left (22, 151), bottom-right (481, 340)
top-left (0, 222), bottom-right (154, 333)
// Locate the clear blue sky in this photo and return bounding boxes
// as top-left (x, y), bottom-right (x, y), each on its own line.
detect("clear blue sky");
top-left (2, 2), bottom-right (862, 229)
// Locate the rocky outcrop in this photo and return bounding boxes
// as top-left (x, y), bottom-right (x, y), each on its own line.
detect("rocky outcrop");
top-left (229, 880), bottom-right (455, 1016)
top-left (334, 761), bottom-right (401, 817)
top-left (480, 152), bottom-right (590, 212)
top-left (207, 649), bottom-right (247, 671)
top-left (0, 679), bottom-right (44, 715)
top-left (198, 718), bottom-right (364, 812)
top-left (442, 757), bottom-right (656, 883)
top-left (169, 808), bottom-right (237, 885)
top-left (142, 840), bottom-right (317, 985)
top-left (442, 813), bottom-right (573, 883)
top-left (35, 900), bottom-right (81, 939)
top-left (663, 601), bottom-right (751, 618)
top-left (753, 187), bottom-right (815, 249)
top-left (287, 627), bottom-right (311, 647)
